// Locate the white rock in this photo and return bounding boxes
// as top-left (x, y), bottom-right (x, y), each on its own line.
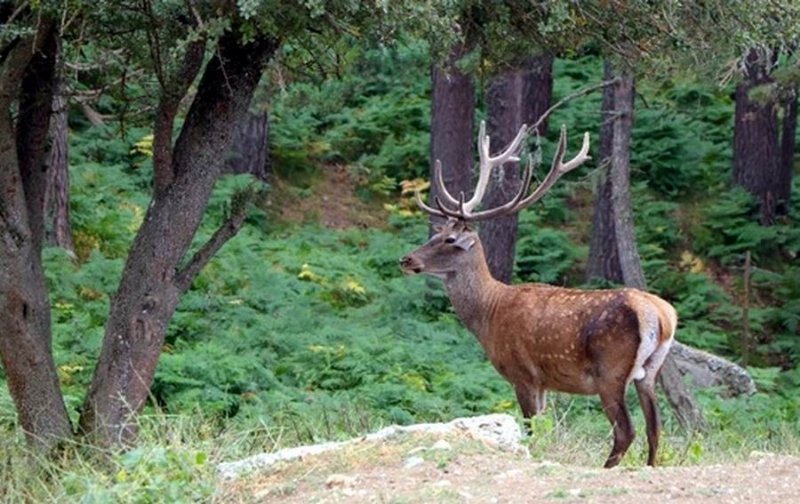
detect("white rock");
top-left (217, 414), bottom-right (525, 480)
top-left (404, 456), bottom-right (425, 469)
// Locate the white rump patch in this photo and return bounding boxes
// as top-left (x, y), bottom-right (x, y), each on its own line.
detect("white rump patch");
top-left (628, 306), bottom-right (660, 384)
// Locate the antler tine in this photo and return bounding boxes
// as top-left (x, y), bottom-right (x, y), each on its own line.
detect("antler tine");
top-left (415, 189), bottom-right (447, 218)
top-left (514, 126), bottom-right (590, 209)
top-left (414, 159), bottom-right (460, 218)
top-left (459, 152), bottom-right (535, 222)
top-left (434, 193), bottom-right (467, 220)
top-left (433, 160), bottom-right (460, 207)
top-left (463, 121), bottom-right (527, 213)
top-left (418, 124), bottom-right (589, 224)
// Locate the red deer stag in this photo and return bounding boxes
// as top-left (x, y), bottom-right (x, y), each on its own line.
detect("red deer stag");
top-left (400, 121), bottom-right (676, 468)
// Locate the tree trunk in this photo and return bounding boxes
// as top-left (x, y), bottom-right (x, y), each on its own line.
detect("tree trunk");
top-left (480, 55), bottom-right (553, 284)
top-left (44, 44), bottom-right (75, 252)
top-left (779, 85), bottom-right (797, 216)
top-left (429, 43), bottom-right (475, 231)
top-left (585, 62), bottom-right (709, 431)
top-left (0, 22), bottom-right (73, 451)
top-left (586, 62), bottom-right (623, 284)
top-left (78, 32), bottom-right (278, 446)
top-left (733, 48), bottom-right (782, 226)
top-left (587, 66), bottom-right (646, 288)
top-left (223, 112), bottom-right (270, 181)
top-left (607, 72), bottom-right (648, 289)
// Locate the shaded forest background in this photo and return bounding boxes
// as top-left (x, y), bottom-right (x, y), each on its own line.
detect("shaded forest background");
top-left (1, 1), bottom-right (799, 500)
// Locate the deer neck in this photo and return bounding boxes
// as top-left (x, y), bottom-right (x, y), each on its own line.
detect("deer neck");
top-left (443, 253), bottom-right (504, 344)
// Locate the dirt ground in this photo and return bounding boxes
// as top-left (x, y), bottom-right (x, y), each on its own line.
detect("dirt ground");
top-left (216, 431), bottom-right (800, 504)
top-left (266, 164), bottom-right (389, 230)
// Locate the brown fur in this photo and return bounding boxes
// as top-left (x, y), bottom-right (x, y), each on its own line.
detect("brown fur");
top-left (401, 222), bottom-right (676, 468)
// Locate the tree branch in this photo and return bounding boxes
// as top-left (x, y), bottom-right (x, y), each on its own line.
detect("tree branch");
top-left (0, 35), bottom-right (35, 111)
top-left (16, 19), bottom-right (57, 251)
top-left (153, 36), bottom-right (206, 193)
top-left (174, 190), bottom-right (256, 293)
top-left (527, 77), bottom-right (620, 136)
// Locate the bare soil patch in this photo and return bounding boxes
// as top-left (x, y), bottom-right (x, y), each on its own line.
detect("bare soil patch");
top-left (266, 165), bottom-right (389, 230)
top-left (216, 431), bottom-right (800, 503)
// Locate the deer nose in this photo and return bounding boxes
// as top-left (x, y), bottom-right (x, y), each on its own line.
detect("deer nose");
top-left (399, 255), bottom-right (422, 274)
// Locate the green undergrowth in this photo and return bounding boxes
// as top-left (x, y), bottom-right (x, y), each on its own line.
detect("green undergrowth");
top-left (1, 392), bottom-right (798, 502)
top-left (1, 44), bottom-right (799, 501)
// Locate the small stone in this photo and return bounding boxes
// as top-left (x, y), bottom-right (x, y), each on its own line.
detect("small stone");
top-left (431, 440), bottom-right (452, 451)
top-left (404, 456), bottom-right (425, 469)
top-left (325, 474), bottom-right (356, 489)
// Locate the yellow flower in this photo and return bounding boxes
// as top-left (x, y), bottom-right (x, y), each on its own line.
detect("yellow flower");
top-left (679, 251), bottom-right (705, 273)
top-left (298, 263), bottom-right (324, 283)
top-left (130, 134), bottom-right (154, 157)
top-left (492, 399), bottom-right (516, 412)
top-left (401, 372), bottom-right (428, 391)
top-left (344, 279), bottom-right (366, 295)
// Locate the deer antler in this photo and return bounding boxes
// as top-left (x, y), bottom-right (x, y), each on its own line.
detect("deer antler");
top-left (416, 122), bottom-right (591, 222)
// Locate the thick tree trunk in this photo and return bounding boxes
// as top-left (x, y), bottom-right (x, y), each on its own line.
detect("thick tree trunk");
top-left (429, 43), bottom-right (475, 231)
top-left (733, 48), bottom-right (782, 226)
top-left (223, 112), bottom-right (270, 181)
top-left (586, 62), bottom-right (623, 284)
top-left (607, 72), bottom-right (647, 289)
top-left (779, 85), bottom-right (797, 215)
top-left (78, 32), bottom-right (278, 446)
top-left (0, 23), bottom-right (73, 450)
top-left (587, 67), bottom-right (645, 288)
top-left (480, 55), bottom-right (553, 284)
top-left (44, 47), bottom-right (75, 252)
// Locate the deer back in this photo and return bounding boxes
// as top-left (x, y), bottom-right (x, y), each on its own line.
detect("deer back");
top-left (482, 285), bottom-right (675, 395)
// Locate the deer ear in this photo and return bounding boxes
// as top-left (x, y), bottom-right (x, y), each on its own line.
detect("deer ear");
top-left (453, 234), bottom-right (476, 251)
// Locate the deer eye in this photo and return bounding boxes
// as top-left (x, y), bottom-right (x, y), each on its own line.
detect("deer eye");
top-left (444, 236), bottom-right (457, 244)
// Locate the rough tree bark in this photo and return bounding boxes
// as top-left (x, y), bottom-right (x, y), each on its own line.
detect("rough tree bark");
top-left (733, 48), bottom-right (783, 225)
top-left (78, 30), bottom-right (278, 446)
top-left (44, 41), bottom-right (75, 252)
top-left (0, 20), bottom-right (73, 450)
top-left (606, 72), bottom-right (647, 289)
top-left (779, 85), bottom-right (797, 215)
top-left (586, 62), bottom-right (623, 284)
top-left (223, 112), bottom-right (270, 181)
top-left (480, 55), bottom-right (553, 284)
top-left (429, 43), bottom-right (475, 231)
top-left (586, 68), bottom-right (646, 288)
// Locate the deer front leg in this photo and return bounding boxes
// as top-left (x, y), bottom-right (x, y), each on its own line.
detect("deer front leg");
top-left (515, 384), bottom-right (546, 435)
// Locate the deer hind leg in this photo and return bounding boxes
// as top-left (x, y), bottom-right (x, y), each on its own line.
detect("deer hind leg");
top-left (599, 385), bottom-right (635, 468)
top-left (635, 376), bottom-right (660, 466)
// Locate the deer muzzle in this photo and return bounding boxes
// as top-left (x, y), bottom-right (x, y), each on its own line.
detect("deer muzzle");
top-left (399, 255), bottom-right (423, 275)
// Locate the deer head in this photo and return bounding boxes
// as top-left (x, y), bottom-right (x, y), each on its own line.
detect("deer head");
top-left (399, 220), bottom-right (482, 279)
